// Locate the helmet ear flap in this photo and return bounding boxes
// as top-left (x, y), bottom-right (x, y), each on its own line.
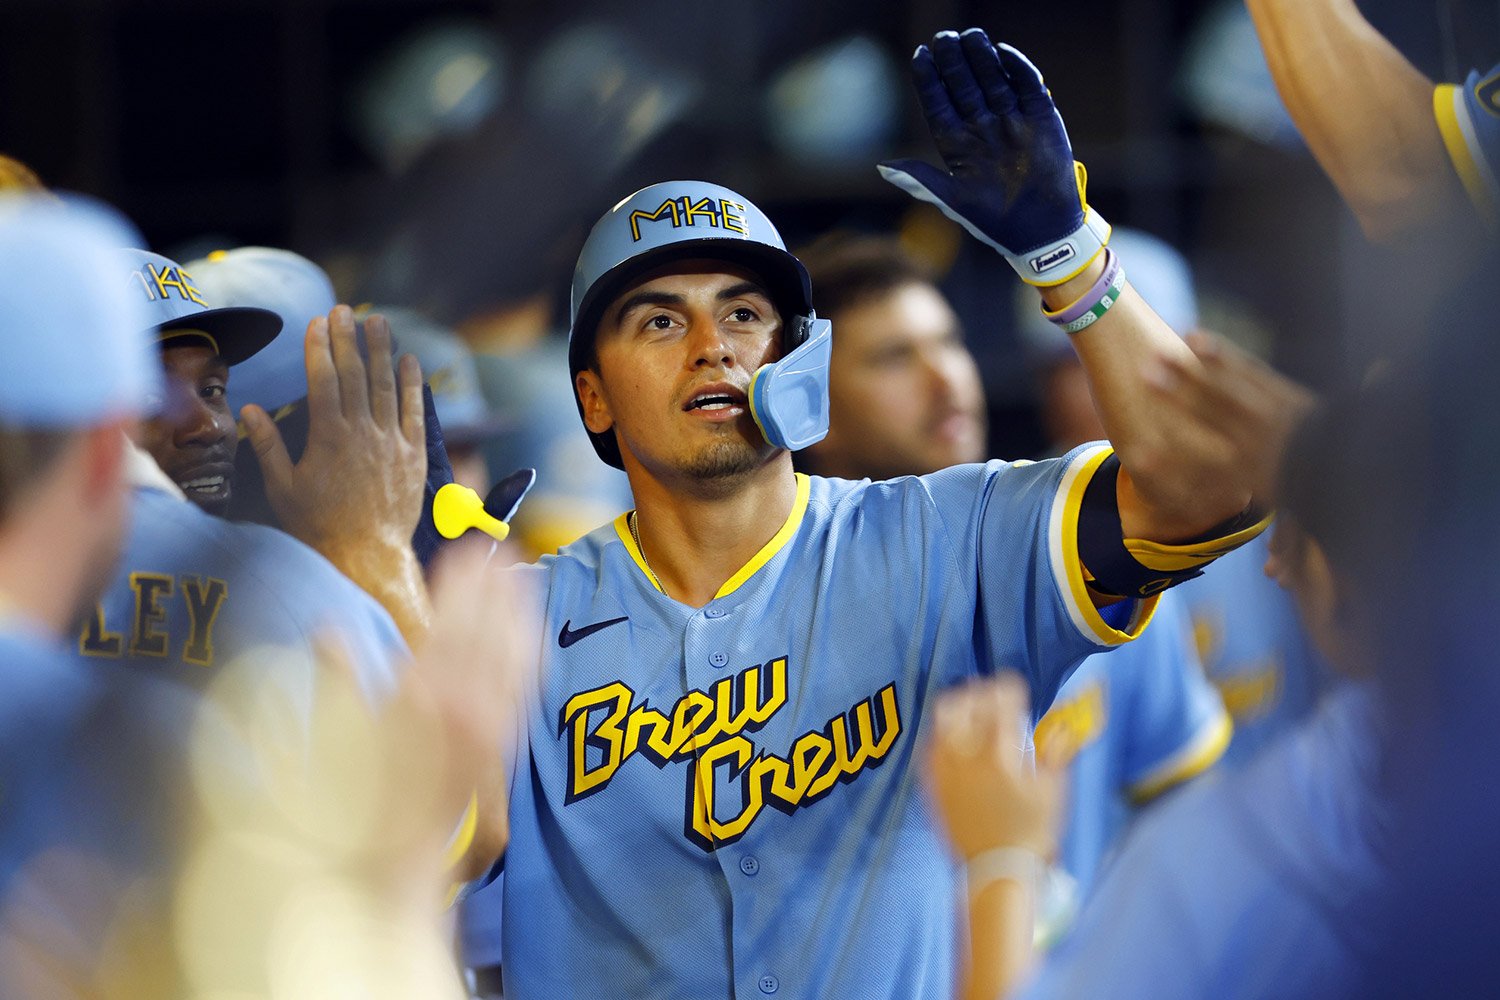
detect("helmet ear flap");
top-left (749, 317), bottom-right (832, 451)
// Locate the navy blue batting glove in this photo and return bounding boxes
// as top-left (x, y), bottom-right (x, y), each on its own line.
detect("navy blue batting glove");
top-left (879, 29), bottom-right (1110, 286)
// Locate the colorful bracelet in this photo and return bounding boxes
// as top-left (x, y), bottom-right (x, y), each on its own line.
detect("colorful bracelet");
top-left (1041, 248), bottom-right (1126, 334)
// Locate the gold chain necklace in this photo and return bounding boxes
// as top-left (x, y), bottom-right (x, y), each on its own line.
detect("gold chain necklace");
top-left (627, 511), bottom-right (665, 592)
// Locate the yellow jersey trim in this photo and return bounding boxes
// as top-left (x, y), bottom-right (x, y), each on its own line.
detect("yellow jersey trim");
top-left (612, 473), bottom-right (812, 600)
top-left (442, 791), bottom-right (480, 871)
top-left (1434, 83), bottom-right (1499, 225)
top-left (613, 512), bottom-right (661, 593)
top-left (1048, 445), bottom-right (1159, 646)
top-left (1123, 510), bottom-right (1274, 573)
top-left (1127, 711), bottom-right (1233, 805)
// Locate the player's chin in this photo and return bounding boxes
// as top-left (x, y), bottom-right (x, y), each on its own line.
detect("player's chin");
top-left (679, 437), bottom-right (764, 481)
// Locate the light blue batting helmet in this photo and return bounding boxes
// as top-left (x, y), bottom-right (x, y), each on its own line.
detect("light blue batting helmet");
top-left (568, 180), bottom-right (826, 468)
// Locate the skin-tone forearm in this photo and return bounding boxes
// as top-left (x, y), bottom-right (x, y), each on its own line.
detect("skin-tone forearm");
top-left (1039, 258), bottom-right (1252, 543)
top-left (1245, 0), bottom-right (1464, 242)
top-left (966, 879), bottom-right (1035, 1000)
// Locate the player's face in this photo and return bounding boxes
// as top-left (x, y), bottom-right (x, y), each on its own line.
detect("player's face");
top-left (809, 282), bottom-right (986, 480)
top-left (140, 341), bottom-right (236, 516)
top-left (580, 262), bottom-right (784, 486)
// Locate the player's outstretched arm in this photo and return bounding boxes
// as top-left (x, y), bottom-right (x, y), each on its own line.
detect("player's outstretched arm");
top-left (241, 305), bottom-right (433, 646)
top-left (1245, 0), bottom-right (1469, 243)
top-left (924, 673), bottom-right (1063, 1000)
top-left (883, 30), bottom-right (1262, 558)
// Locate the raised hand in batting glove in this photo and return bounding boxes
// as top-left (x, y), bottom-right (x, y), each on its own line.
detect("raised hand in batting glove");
top-left (879, 28), bottom-right (1110, 286)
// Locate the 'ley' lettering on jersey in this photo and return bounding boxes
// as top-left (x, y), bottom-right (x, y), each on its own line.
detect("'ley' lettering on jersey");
top-left (560, 656), bottom-right (902, 851)
top-left (78, 573), bottom-right (229, 667)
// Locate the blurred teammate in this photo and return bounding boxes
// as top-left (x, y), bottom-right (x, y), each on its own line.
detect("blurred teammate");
top-left (0, 196), bottom-right (175, 996)
top-left (797, 234), bottom-right (1230, 907)
top-left (928, 340), bottom-right (1384, 1000)
top-left (489, 29), bottom-right (1271, 998)
top-left (1015, 228), bottom-right (1324, 762)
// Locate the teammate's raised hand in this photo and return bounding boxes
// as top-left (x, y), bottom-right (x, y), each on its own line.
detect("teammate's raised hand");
top-left (879, 29), bottom-right (1110, 286)
top-left (924, 672), bottom-right (1064, 862)
top-left (1146, 331), bottom-right (1318, 509)
top-left (241, 305), bottom-right (433, 642)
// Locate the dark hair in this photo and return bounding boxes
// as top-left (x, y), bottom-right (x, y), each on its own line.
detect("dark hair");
top-left (796, 233), bottom-right (935, 320)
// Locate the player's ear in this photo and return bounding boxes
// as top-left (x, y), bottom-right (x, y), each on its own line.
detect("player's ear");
top-left (576, 368), bottom-right (614, 436)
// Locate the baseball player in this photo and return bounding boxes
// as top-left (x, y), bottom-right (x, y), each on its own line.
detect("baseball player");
top-left (997, 357), bottom-right (1387, 1000)
top-left (486, 30), bottom-right (1271, 998)
top-left (130, 246), bottom-right (434, 645)
top-left (1014, 227), bottom-right (1323, 764)
top-left (80, 251), bottom-right (412, 708)
top-left (186, 246), bottom-right (457, 574)
top-left (0, 195), bottom-right (177, 993)
top-left (1245, 0), bottom-right (1499, 244)
top-left (794, 234), bottom-right (1230, 906)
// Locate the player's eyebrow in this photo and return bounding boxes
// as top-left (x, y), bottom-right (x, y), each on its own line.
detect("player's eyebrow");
top-left (717, 280), bottom-right (771, 303)
top-left (614, 290), bottom-right (685, 326)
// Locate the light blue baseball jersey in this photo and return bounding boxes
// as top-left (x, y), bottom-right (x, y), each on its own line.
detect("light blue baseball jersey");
top-left (1435, 63), bottom-right (1500, 224)
top-left (1017, 682), bottom-right (1387, 1000)
top-left (0, 618), bottom-right (198, 980)
top-left (76, 478), bottom-right (408, 719)
top-left (496, 444), bottom-right (1157, 999)
top-left (1034, 591), bottom-right (1229, 898)
top-left (1172, 533), bottom-right (1325, 764)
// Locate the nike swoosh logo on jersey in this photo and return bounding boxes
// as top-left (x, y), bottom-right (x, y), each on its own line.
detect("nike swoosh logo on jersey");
top-left (558, 616), bottom-right (629, 648)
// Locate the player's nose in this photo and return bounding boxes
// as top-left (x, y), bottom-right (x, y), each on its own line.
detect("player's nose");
top-left (686, 315), bottom-right (736, 370)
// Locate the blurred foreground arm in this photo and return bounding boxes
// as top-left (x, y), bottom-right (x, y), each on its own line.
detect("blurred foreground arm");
top-left (925, 674), bottom-right (1064, 1000)
top-left (1245, 0), bottom-right (1473, 242)
top-left (241, 306), bottom-right (433, 646)
top-left (178, 539), bottom-right (539, 998)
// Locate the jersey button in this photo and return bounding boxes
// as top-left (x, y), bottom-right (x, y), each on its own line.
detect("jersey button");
top-left (758, 974), bottom-right (779, 994)
top-left (704, 607), bottom-right (726, 619)
top-left (739, 855), bottom-right (759, 876)
top-left (709, 651), bottom-right (729, 668)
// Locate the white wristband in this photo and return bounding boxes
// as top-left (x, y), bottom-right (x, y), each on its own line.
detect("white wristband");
top-left (966, 846), bottom-right (1045, 898)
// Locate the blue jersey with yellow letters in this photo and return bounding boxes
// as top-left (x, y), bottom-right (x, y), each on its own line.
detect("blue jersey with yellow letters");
top-left (0, 619), bottom-right (195, 975)
top-left (1035, 592), bottom-right (1229, 898)
top-left (496, 444), bottom-right (1154, 1000)
top-left (76, 482), bottom-right (407, 716)
top-left (1435, 62), bottom-right (1500, 224)
top-left (1017, 683), bottom-right (1387, 1000)
top-left (1173, 534), bottom-right (1324, 765)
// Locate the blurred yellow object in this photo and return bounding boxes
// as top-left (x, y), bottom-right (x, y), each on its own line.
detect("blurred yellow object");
top-left (432, 482), bottom-right (509, 542)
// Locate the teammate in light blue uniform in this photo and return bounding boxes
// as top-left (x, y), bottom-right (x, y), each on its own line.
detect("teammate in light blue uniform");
top-left (790, 232), bottom-right (1230, 907)
top-left (1173, 532), bottom-right (1325, 762)
top-left (83, 249), bottom-right (409, 711)
top-left (487, 30), bottom-right (1273, 999)
top-left (1012, 401), bottom-right (1393, 1000)
top-left (0, 195), bottom-right (177, 988)
top-left (1035, 595), bottom-right (1227, 899)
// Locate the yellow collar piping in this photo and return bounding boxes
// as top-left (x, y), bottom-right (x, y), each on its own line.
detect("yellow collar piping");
top-left (613, 472), bottom-right (811, 601)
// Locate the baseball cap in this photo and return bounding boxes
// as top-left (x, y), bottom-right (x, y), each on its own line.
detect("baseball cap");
top-left (0, 194), bottom-right (163, 426)
top-left (124, 249), bottom-right (282, 367)
top-left (185, 246), bottom-right (338, 413)
top-left (381, 306), bottom-right (506, 446)
top-left (1016, 227), bottom-right (1200, 369)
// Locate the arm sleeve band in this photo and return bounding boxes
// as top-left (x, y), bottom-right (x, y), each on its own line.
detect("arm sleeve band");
top-left (1076, 454), bottom-right (1273, 600)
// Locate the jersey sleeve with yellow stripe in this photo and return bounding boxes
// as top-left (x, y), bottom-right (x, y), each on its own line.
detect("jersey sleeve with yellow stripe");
top-left (1435, 64), bottom-right (1500, 224)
